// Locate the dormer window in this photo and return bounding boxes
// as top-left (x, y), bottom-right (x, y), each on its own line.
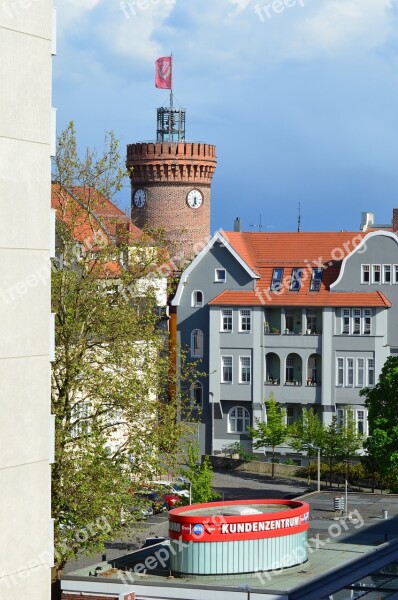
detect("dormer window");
top-left (215, 269), bottom-right (226, 283)
top-left (310, 268), bottom-right (323, 291)
top-left (289, 268), bottom-right (303, 291)
top-left (271, 268), bottom-right (284, 291)
top-left (192, 290), bottom-right (204, 307)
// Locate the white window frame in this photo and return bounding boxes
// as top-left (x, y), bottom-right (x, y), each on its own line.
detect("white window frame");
top-left (221, 355), bottom-right (233, 384)
top-left (353, 309), bottom-right (361, 335)
top-left (356, 409), bottom-right (366, 436)
top-left (342, 309), bottom-right (351, 335)
top-left (191, 329), bottom-right (203, 358)
top-left (191, 290), bottom-right (204, 307)
top-left (383, 265), bottom-right (392, 284)
top-left (228, 406), bottom-right (250, 433)
top-left (215, 268), bottom-right (226, 283)
top-left (239, 356), bottom-right (251, 384)
top-left (220, 309), bottom-right (233, 332)
top-left (372, 264), bottom-right (381, 284)
top-left (239, 309), bottom-right (251, 332)
top-left (289, 267), bottom-right (303, 291)
top-left (336, 358), bottom-right (344, 386)
top-left (364, 309), bottom-right (371, 335)
top-left (310, 268), bottom-right (323, 291)
top-left (336, 408), bottom-right (344, 432)
top-left (271, 268), bottom-right (284, 291)
top-left (394, 265), bottom-right (398, 284)
top-left (356, 358), bottom-right (365, 387)
top-left (190, 381), bottom-right (203, 407)
top-left (361, 264), bottom-right (370, 284)
top-left (346, 357), bottom-right (354, 387)
top-left (286, 407), bottom-right (294, 426)
top-left (367, 358), bottom-right (375, 387)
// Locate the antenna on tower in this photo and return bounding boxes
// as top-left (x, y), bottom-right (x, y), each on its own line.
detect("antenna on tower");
top-left (250, 215), bottom-right (273, 232)
top-left (297, 202), bottom-right (302, 233)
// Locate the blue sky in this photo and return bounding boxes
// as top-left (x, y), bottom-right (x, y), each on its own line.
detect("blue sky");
top-left (54, 0), bottom-right (398, 234)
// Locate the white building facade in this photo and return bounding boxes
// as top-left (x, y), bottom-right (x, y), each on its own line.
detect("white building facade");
top-left (0, 2), bottom-right (55, 598)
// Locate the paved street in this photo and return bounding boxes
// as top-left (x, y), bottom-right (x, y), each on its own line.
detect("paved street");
top-left (64, 470), bottom-right (308, 574)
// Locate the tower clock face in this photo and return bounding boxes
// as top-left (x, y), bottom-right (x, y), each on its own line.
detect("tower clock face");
top-left (133, 188), bottom-right (146, 208)
top-left (187, 189), bottom-right (203, 209)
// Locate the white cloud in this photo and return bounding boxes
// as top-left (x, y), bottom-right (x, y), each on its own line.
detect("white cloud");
top-left (58, 0), bottom-right (103, 28)
top-left (287, 0), bottom-right (394, 59)
top-left (97, 0), bottom-right (176, 62)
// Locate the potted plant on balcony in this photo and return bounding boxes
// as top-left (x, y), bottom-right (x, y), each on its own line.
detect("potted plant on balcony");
top-left (270, 327), bottom-right (280, 335)
top-left (306, 328), bottom-right (311, 335)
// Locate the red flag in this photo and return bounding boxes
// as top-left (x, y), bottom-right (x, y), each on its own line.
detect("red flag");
top-left (155, 56), bottom-right (172, 89)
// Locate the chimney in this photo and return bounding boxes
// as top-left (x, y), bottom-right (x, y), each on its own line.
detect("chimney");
top-left (234, 217), bottom-right (241, 232)
top-left (360, 212), bottom-right (374, 231)
top-left (393, 209), bottom-right (398, 232)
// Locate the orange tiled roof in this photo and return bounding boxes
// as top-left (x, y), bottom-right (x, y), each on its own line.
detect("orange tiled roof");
top-left (209, 231), bottom-right (393, 308)
top-left (51, 184), bottom-right (143, 248)
top-left (208, 290), bottom-right (391, 308)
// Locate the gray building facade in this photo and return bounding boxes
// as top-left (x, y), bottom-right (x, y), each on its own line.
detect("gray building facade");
top-left (172, 229), bottom-right (396, 461)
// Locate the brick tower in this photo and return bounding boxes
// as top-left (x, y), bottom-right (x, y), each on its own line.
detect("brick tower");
top-left (127, 104), bottom-right (217, 263)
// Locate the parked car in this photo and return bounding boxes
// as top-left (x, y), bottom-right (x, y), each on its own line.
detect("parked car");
top-left (152, 480), bottom-right (190, 500)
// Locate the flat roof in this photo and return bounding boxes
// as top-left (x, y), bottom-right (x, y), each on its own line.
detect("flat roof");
top-left (62, 492), bottom-right (398, 599)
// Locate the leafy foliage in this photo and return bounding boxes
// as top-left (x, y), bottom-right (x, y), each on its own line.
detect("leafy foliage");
top-left (361, 356), bottom-right (398, 489)
top-left (248, 394), bottom-right (288, 478)
top-left (180, 443), bottom-right (217, 504)
top-left (51, 123), bottom-right (198, 579)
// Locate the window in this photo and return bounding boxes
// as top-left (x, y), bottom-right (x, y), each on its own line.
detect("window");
top-left (364, 309), bottom-right (371, 335)
top-left (353, 309), bottom-right (361, 335)
top-left (310, 268), bottom-right (323, 291)
top-left (367, 358), bottom-right (375, 387)
top-left (215, 268), bottom-right (226, 282)
top-left (372, 265), bottom-right (381, 284)
top-left (221, 309), bottom-right (233, 332)
top-left (342, 309), bottom-right (350, 334)
top-left (192, 290), bottom-right (203, 307)
top-left (191, 329), bottom-right (203, 357)
top-left (357, 410), bottom-right (365, 436)
top-left (71, 402), bottom-right (90, 438)
top-left (221, 356), bottom-right (233, 383)
top-left (361, 265), bottom-right (370, 284)
top-left (357, 358), bottom-right (365, 387)
top-left (286, 407), bottom-right (294, 426)
top-left (239, 309), bottom-right (251, 332)
top-left (383, 265), bottom-right (391, 284)
top-left (286, 356), bottom-right (294, 383)
top-left (228, 406), bottom-right (250, 433)
top-left (336, 408), bottom-right (344, 431)
top-left (307, 311), bottom-right (317, 332)
top-left (271, 268), bottom-right (284, 291)
top-left (289, 268), bottom-right (303, 291)
top-left (190, 382), bottom-right (203, 406)
top-left (285, 311), bottom-right (294, 331)
top-left (337, 358), bottom-right (344, 386)
top-left (347, 358), bottom-right (354, 386)
top-left (239, 356), bottom-right (251, 383)
top-left (394, 265), bottom-right (398, 284)
top-left (341, 308), bottom-right (372, 335)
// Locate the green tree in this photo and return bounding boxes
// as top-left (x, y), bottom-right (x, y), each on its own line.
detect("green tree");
top-left (180, 442), bottom-right (216, 504)
top-left (248, 394), bottom-right (288, 478)
top-left (289, 408), bottom-right (325, 484)
top-left (323, 417), bottom-right (344, 486)
top-left (51, 123), bottom-right (197, 580)
top-left (361, 356), bottom-right (398, 489)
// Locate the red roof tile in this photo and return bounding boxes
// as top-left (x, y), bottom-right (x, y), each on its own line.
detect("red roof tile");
top-left (208, 290), bottom-right (391, 308)
top-left (209, 231), bottom-right (393, 308)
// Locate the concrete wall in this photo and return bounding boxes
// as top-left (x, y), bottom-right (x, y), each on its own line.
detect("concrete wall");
top-left (0, 3), bottom-right (53, 599)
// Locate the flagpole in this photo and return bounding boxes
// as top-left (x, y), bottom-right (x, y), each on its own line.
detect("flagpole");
top-left (170, 52), bottom-right (173, 110)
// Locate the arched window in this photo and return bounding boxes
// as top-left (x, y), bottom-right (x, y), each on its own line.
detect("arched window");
top-left (190, 381), bottom-right (203, 406)
top-left (191, 329), bottom-right (203, 357)
top-left (192, 290), bottom-right (204, 307)
top-left (228, 406), bottom-right (250, 433)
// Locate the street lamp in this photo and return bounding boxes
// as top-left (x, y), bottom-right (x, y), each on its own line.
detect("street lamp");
top-left (209, 392), bottom-right (214, 455)
top-left (305, 443), bottom-right (321, 493)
